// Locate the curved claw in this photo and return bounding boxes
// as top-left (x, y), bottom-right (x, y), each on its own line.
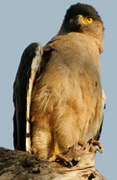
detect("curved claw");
top-left (90, 139), bottom-right (104, 154)
top-left (49, 153), bottom-right (76, 167)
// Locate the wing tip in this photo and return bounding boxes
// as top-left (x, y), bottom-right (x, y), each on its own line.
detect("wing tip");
top-left (25, 42), bottom-right (43, 152)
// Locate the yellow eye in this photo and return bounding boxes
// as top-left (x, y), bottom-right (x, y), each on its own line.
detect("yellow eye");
top-left (87, 17), bottom-right (93, 24)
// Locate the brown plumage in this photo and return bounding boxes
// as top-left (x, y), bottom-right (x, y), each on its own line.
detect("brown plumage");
top-left (13, 3), bottom-right (105, 165)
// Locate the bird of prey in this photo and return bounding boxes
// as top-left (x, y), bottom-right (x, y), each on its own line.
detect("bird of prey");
top-left (13, 3), bottom-right (106, 165)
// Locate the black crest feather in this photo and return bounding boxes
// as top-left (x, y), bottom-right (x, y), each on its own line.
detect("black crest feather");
top-left (64, 3), bottom-right (102, 22)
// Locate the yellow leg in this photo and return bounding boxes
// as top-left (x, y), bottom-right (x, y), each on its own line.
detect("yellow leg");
top-left (49, 142), bottom-right (60, 161)
top-left (49, 142), bottom-right (74, 166)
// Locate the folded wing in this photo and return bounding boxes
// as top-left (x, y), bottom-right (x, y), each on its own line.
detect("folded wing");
top-left (13, 43), bottom-right (43, 151)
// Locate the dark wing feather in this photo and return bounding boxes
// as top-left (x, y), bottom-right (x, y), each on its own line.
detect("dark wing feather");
top-left (94, 90), bottom-right (106, 141)
top-left (13, 43), bottom-right (42, 150)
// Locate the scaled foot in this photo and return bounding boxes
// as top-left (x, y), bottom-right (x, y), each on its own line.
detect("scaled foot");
top-left (49, 152), bottom-right (74, 167)
top-left (49, 144), bottom-right (82, 167)
top-left (89, 139), bottom-right (104, 154)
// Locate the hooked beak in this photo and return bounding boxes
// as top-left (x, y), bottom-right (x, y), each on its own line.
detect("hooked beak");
top-left (75, 15), bottom-right (83, 25)
top-left (75, 14), bottom-right (89, 26)
top-left (76, 15), bottom-right (83, 24)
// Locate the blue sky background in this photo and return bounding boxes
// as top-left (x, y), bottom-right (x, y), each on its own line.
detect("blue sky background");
top-left (0, 1), bottom-right (116, 179)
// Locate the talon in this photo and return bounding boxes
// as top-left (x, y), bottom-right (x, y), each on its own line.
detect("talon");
top-left (49, 153), bottom-right (74, 167)
top-left (64, 160), bottom-right (73, 167)
top-left (57, 154), bottom-right (73, 167)
top-left (90, 139), bottom-right (104, 154)
top-left (96, 147), bottom-right (104, 154)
